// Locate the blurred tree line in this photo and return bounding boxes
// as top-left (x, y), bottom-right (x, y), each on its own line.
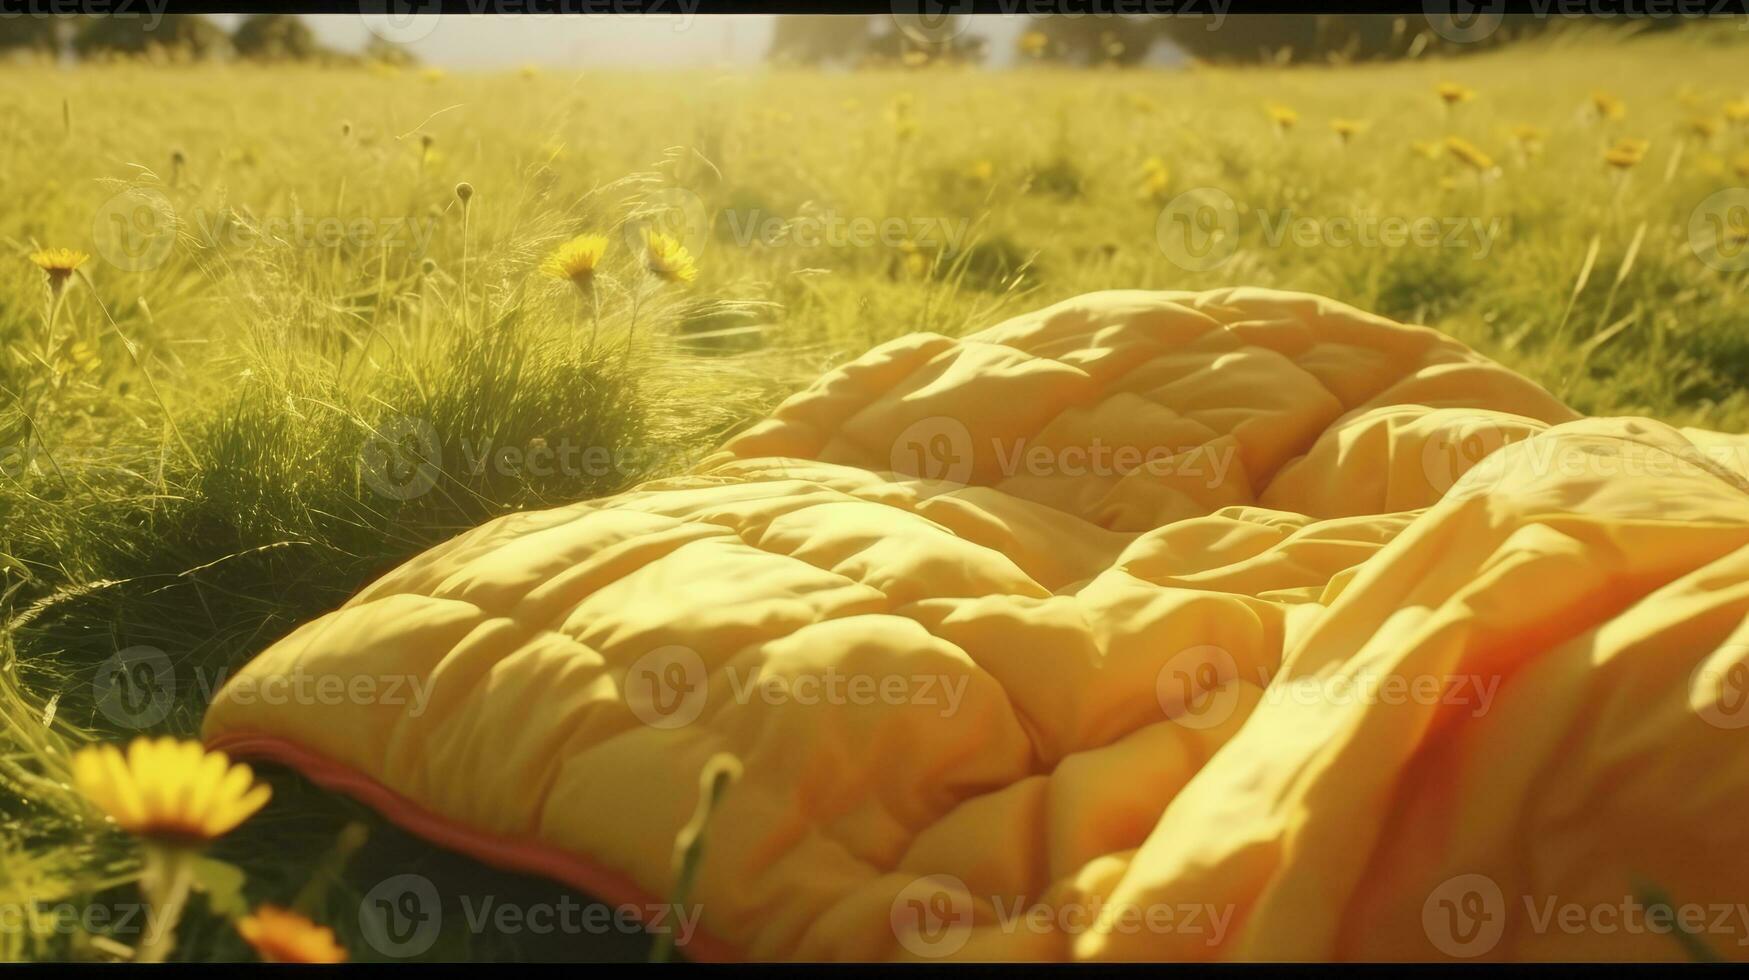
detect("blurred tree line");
top-left (766, 13), bottom-right (1695, 67)
top-left (0, 13), bottom-right (416, 64)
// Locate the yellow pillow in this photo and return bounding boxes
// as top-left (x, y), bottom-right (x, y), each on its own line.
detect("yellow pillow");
top-left (205, 288), bottom-right (1749, 961)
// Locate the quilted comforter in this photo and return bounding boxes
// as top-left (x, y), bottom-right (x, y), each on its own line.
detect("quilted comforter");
top-left (204, 288), bottom-right (1749, 961)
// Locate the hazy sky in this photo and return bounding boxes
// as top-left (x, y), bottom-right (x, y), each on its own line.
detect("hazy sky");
top-left (210, 14), bottom-right (1046, 69)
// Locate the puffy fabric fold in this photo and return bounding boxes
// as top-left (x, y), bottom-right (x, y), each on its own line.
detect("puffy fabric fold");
top-left (204, 288), bottom-right (1749, 961)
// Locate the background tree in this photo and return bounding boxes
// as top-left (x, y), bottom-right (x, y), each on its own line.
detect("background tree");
top-left (766, 15), bottom-right (873, 66)
top-left (0, 17), bottom-right (60, 59)
top-left (72, 14), bottom-right (228, 61)
top-left (363, 35), bottom-right (418, 67)
top-left (232, 14), bottom-right (320, 62)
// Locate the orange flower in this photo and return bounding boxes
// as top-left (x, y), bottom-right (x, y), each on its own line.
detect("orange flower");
top-left (237, 906), bottom-right (348, 964)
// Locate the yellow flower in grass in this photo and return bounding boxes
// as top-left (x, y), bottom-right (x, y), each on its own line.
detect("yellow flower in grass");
top-left (965, 159), bottom-right (995, 183)
top-left (1436, 82), bottom-right (1475, 106)
top-left (1137, 156), bottom-right (1170, 200)
top-left (1690, 117), bottom-right (1723, 140)
top-left (1330, 118), bottom-right (1368, 143)
top-left (542, 233), bottom-right (608, 291)
top-left (238, 906), bottom-right (348, 964)
top-left (1604, 137), bottom-right (1650, 170)
top-left (1444, 136), bottom-right (1495, 173)
top-left (1265, 103), bottom-right (1297, 131)
top-left (72, 738), bottom-right (271, 843)
top-left (642, 230), bottom-right (697, 285)
top-left (1509, 123), bottom-right (1546, 146)
top-left (30, 248), bottom-right (88, 292)
top-left (1591, 90), bottom-right (1626, 121)
top-left (1018, 30), bottom-right (1049, 58)
top-left (1732, 151), bottom-right (1749, 180)
top-left (1410, 140), bottom-right (1441, 160)
top-left (1723, 99), bottom-right (1749, 125)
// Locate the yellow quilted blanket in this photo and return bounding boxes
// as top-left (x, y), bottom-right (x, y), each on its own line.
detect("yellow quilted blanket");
top-left (203, 288), bottom-right (1749, 961)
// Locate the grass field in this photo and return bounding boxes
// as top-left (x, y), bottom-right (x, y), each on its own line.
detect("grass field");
top-left (2, 22), bottom-right (1748, 961)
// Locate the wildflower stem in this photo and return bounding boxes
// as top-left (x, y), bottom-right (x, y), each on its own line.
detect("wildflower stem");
top-left (460, 205), bottom-right (472, 333)
top-left (624, 278), bottom-right (646, 364)
top-left (590, 285), bottom-right (602, 353)
top-left (651, 756), bottom-right (741, 964)
top-left (135, 843), bottom-right (196, 964)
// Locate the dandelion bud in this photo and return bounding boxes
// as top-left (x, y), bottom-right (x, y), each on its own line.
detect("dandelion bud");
top-left (421, 257), bottom-right (438, 277)
top-left (455, 182), bottom-right (474, 206)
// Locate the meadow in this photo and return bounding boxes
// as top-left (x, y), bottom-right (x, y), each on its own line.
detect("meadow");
top-left (2, 22), bottom-right (1748, 961)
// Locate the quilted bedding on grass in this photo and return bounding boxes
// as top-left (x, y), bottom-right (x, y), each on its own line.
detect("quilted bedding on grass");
top-left (204, 288), bottom-right (1749, 961)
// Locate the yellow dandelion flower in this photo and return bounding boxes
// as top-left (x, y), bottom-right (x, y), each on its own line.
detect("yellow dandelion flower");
top-left (238, 906), bottom-right (348, 964)
top-left (1138, 156), bottom-right (1170, 200)
top-left (29, 248), bottom-right (88, 291)
top-left (1436, 82), bottom-right (1475, 106)
top-left (420, 67), bottom-right (446, 83)
top-left (1509, 124), bottom-right (1546, 145)
top-left (1444, 136), bottom-right (1495, 172)
top-left (1265, 104), bottom-right (1298, 130)
top-left (1410, 140), bottom-right (1441, 160)
top-left (1330, 118), bottom-right (1368, 142)
top-left (72, 738), bottom-right (271, 843)
top-left (1604, 137), bottom-right (1650, 170)
top-left (542, 233), bottom-right (608, 291)
top-left (900, 49), bottom-right (929, 68)
top-left (899, 240), bottom-right (929, 278)
top-left (965, 159), bottom-right (995, 183)
top-left (1018, 30), bottom-right (1049, 58)
top-left (642, 230), bottom-right (697, 285)
top-left (1732, 151), bottom-right (1749, 180)
top-left (519, 64), bottom-right (540, 79)
top-left (1690, 117), bottom-right (1723, 140)
top-left (1724, 99), bottom-right (1749, 125)
top-left (1591, 90), bottom-right (1626, 121)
